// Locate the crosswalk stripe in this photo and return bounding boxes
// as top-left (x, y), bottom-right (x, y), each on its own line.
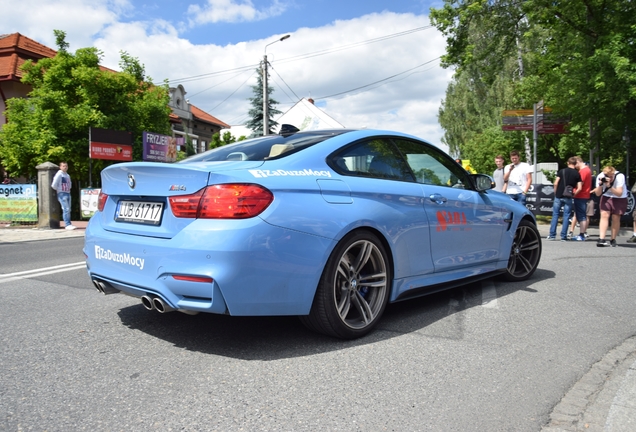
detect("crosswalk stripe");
top-left (0, 262), bottom-right (86, 284)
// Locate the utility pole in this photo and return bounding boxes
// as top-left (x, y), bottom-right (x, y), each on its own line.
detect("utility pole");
top-left (262, 54), bottom-right (269, 136)
top-left (262, 34), bottom-right (290, 136)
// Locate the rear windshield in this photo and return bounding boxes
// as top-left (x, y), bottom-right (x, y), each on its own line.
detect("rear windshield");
top-left (180, 130), bottom-right (350, 163)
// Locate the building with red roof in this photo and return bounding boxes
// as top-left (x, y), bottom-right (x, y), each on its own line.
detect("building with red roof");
top-left (0, 33), bottom-right (57, 125)
top-left (0, 33), bottom-right (230, 155)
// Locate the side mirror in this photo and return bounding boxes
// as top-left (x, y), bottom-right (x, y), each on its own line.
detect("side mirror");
top-left (472, 174), bottom-right (496, 192)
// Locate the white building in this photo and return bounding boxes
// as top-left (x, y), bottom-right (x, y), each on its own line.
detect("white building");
top-left (221, 97), bottom-right (345, 141)
top-left (273, 98), bottom-right (345, 133)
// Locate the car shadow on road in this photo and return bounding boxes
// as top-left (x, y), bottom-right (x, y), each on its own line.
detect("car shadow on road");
top-left (116, 268), bottom-right (556, 361)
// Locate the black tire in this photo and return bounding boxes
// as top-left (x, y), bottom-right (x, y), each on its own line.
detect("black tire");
top-left (503, 219), bottom-right (542, 281)
top-left (300, 230), bottom-right (391, 339)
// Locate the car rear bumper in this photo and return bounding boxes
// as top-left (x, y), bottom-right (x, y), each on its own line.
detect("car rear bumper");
top-left (84, 216), bottom-right (335, 316)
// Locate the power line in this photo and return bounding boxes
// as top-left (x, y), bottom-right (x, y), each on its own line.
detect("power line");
top-left (188, 69), bottom-right (254, 98)
top-left (169, 63), bottom-right (258, 85)
top-left (199, 56), bottom-right (443, 116)
top-left (316, 57), bottom-right (441, 100)
top-left (207, 69), bottom-right (259, 112)
top-left (275, 26), bottom-right (434, 66)
top-left (268, 63), bottom-right (301, 103)
top-left (167, 25), bottom-right (433, 85)
top-left (188, 26), bottom-right (439, 117)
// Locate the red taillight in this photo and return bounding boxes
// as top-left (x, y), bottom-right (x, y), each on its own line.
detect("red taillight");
top-left (97, 191), bottom-right (108, 212)
top-left (169, 184), bottom-right (273, 219)
top-left (169, 188), bottom-right (204, 218)
top-left (199, 184), bottom-right (273, 218)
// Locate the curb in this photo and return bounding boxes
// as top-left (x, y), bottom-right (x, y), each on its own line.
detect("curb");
top-left (542, 336), bottom-right (636, 432)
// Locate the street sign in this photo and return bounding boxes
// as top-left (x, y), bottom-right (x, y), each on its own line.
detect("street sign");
top-left (502, 106), bottom-right (569, 134)
top-left (502, 124), bottom-right (534, 131)
top-left (502, 109), bottom-right (534, 116)
top-left (502, 115), bottom-right (535, 125)
top-left (538, 123), bottom-right (569, 134)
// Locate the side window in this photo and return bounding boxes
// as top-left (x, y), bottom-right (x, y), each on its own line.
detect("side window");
top-left (393, 139), bottom-right (469, 189)
top-left (330, 138), bottom-right (415, 182)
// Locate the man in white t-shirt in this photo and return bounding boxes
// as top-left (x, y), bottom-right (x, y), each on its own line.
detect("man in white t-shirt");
top-left (503, 150), bottom-right (532, 206)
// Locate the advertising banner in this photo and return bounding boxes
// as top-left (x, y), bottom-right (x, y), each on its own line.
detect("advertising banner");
top-left (525, 184), bottom-right (555, 216)
top-left (525, 185), bottom-right (634, 223)
top-left (89, 127), bottom-right (133, 161)
top-left (90, 142), bottom-right (133, 161)
top-left (81, 188), bottom-right (101, 219)
top-left (0, 184), bottom-right (38, 222)
top-left (143, 132), bottom-right (177, 162)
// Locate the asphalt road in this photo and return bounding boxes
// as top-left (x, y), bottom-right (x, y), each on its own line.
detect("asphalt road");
top-left (1, 236), bottom-right (635, 431)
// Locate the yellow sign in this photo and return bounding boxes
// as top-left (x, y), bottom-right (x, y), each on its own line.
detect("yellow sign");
top-left (502, 109), bottom-right (534, 116)
top-left (459, 160), bottom-right (477, 174)
top-left (502, 107), bottom-right (552, 116)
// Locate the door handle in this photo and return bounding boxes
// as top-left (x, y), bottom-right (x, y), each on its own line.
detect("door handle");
top-left (429, 194), bottom-right (447, 204)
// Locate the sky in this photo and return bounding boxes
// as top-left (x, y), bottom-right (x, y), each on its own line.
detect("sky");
top-left (1, 0), bottom-right (453, 151)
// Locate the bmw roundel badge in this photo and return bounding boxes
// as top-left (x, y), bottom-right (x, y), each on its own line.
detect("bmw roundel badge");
top-left (128, 173), bottom-right (136, 189)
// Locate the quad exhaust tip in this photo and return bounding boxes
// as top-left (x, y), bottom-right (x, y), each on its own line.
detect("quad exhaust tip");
top-left (92, 284), bottom-right (197, 316)
top-left (141, 295), bottom-right (155, 311)
top-left (141, 295), bottom-right (198, 315)
top-left (140, 294), bottom-right (175, 313)
top-left (152, 297), bottom-right (175, 313)
top-left (92, 279), bottom-right (119, 295)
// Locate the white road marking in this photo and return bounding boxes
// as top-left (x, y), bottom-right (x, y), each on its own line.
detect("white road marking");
top-left (481, 280), bottom-right (499, 309)
top-left (0, 262), bottom-right (86, 284)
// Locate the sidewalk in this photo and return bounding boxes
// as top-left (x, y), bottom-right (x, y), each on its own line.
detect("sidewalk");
top-left (536, 224), bottom-right (636, 430)
top-left (535, 223), bottom-right (633, 243)
top-left (0, 219), bottom-right (87, 243)
top-left (2, 219), bottom-right (636, 430)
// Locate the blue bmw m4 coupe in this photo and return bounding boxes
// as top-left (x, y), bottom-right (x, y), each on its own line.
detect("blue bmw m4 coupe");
top-left (84, 128), bottom-right (541, 339)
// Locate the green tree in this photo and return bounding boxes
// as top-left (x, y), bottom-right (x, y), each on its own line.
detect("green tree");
top-left (430, 0), bottom-right (636, 178)
top-left (245, 67), bottom-right (282, 136)
top-left (0, 30), bottom-right (171, 185)
top-left (209, 130), bottom-right (247, 150)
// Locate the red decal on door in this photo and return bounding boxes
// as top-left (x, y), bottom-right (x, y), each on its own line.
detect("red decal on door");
top-left (436, 211), bottom-right (467, 231)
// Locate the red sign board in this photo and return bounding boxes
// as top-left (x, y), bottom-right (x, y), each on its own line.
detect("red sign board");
top-left (502, 106), bottom-right (570, 134)
top-left (538, 123), bottom-right (569, 134)
top-left (501, 124), bottom-right (569, 134)
top-left (90, 142), bottom-right (133, 161)
top-left (502, 124), bottom-right (534, 131)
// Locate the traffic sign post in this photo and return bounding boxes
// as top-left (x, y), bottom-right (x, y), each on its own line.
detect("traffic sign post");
top-left (502, 102), bottom-right (571, 184)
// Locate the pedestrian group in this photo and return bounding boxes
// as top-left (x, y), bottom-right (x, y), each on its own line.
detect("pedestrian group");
top-left (492, 151), bottom-right (635, 246)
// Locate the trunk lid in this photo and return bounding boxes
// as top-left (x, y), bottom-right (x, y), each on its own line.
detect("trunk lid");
top-left (95, 161), bottom-right (263, 238)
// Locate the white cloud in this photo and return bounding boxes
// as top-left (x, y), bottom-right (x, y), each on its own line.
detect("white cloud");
top-left (2, 2), bottom-right (451, 151)
top-left (187, 0), bottom-right (288, 26)
top-left (0, 0), bottom-right (129, 50)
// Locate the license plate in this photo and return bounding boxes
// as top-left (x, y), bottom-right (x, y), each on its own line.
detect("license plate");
top-left (116, 200), bottom-right (164, 225)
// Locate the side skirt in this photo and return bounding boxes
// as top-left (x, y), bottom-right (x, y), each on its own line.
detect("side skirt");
top-left (392, 269), bottom-right (507, 303)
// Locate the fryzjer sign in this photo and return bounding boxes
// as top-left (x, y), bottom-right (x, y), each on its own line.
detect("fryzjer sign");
top-left (142, 132), bottom-right (177, 163)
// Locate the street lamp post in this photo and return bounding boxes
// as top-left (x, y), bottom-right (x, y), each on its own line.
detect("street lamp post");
top-left (263, 34), bottom-right (290, 136)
